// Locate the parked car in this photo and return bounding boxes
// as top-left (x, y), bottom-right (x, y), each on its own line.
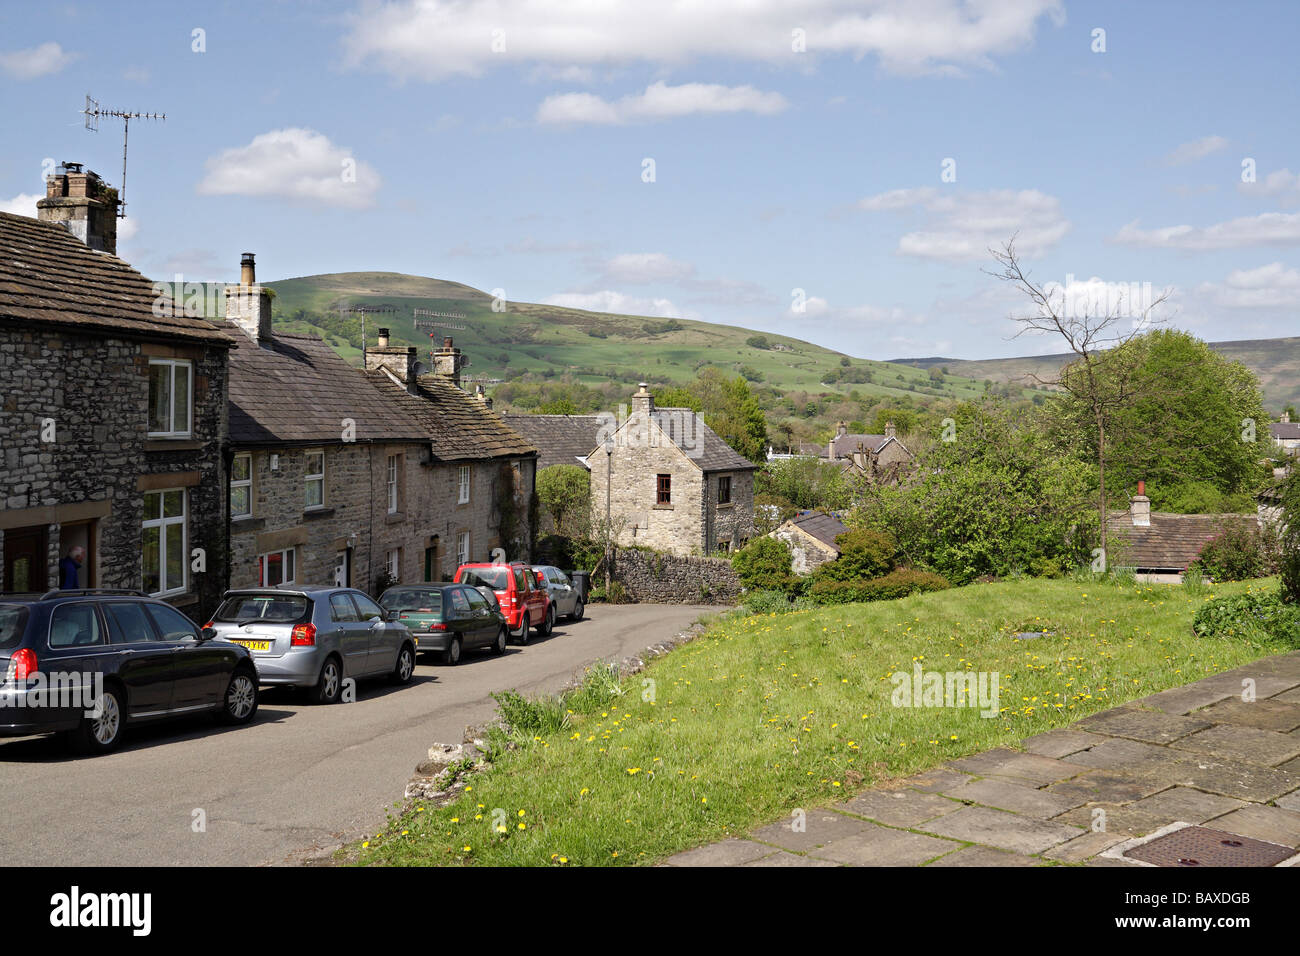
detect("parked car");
top-left (204, 585), bottom-right (415, 704)
top-left (530, 565), bottom-right (585, 622)
top-left (0, 589), bottom-right (259, 754)
top-left (454, 563), bottom-right (552, 644)
top-left (378, 583), bottom-right (508, 664)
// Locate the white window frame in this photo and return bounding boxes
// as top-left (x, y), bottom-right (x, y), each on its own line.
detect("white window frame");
top-left (304, 449), bottom-right (325, 509)
top-left (386, 548), bottom-right (401, 580)
top-left (257, 547), bottom-right (296, 587)
top-left (147, 359), bottom-right (193, 438)
top-left (457, 531), bottom-right (470, 566)
top-left (387, 454), bottom-right (399, 514)
top-left (231, 452), bottom-right (252, 518)
top-left (458, 465), bottom-right (471, 504)
top-left (142, 488), bottom-right (187, 597)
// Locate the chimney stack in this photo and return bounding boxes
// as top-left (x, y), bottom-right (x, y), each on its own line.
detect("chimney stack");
top-left (225, 252), bottom-right (274, 346)
top-left (1131, 481), bottom-right (1151, 527)
top-left (364, 332), bottom-right (420, 394)
top-left (885, 420), bottom-right (896, 439)
top-left (1283, 411), bottom-right (1292, 424)
top-left (37, 162), bottom-right (119, 254)
top-left (432, 337), bottom-right (466, 387)
top-left (631, 382), bottom-right (655, 419)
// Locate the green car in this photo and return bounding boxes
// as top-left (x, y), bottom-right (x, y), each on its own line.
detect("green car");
top-left (377, 584), bottom-right (508, 665)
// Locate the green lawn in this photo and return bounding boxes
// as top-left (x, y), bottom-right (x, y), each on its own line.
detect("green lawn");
top-left (353, 576), bottom-right (1288, 867)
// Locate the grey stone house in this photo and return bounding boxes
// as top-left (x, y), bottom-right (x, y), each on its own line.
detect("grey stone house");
top-left (587, 384), bottom-right (756, 556)
top-left (828, 421), bottom-right (913, 483)
top-left (770, 510), bottom-right (849, 574)
top-left (1104, 482), bottom-right (1258, 582)
top-left (0, 166), bottom-right (232, 615)
top-left (225, 264), bottom-right (537, 591)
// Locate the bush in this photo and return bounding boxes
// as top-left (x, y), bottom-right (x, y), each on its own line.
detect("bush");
top-left (808, 568), bottom-right (949, 605)
top-left (1192, 591), bottom-right (1300, 645)
top-left (1189, 524), bottom-right (1275, 582)
top-left (731, 538), bottom-right (799, 594)
top-left (1281, 472), bottom-right (1300, 604)
top-left (812, 529), bottom-right (898, 584)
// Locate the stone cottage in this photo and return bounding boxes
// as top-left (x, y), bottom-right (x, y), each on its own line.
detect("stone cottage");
top-left (586, 384), bottom-right (756, 556)
top-left (770, 510), bottom-right (849, 574)
top-left (828, 421), bottom-right (913, 483)
top-left (0, 165), bottom-right (232, 615)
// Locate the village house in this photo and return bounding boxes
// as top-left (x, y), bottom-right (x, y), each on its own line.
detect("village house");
top-left (1270, 411), bottom-right (1300, 456)
top-left (1105, 481), bottom-right (1259, 582)
top-left (0, 165), bottom-right (232, 615)
top-left (766, 421), bottom-right (913, 483)
top-left (769, 510), bottom-right (849, 574)
top-left (586, 384), bottom-right (756, 556)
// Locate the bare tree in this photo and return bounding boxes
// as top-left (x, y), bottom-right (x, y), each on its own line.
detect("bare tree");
top-left (987, 239), bottom-right (1169, 557)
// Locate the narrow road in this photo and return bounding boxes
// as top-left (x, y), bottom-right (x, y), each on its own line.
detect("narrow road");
top-left (0, 604), bottom-right (715, 866)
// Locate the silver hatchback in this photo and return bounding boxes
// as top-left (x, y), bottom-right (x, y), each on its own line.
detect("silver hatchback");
top-left (205, 586), bottom-right (416, 703)
top-left (530, 566), bottom-right (585, 622)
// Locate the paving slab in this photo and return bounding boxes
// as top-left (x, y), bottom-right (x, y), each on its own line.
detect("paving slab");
top-left (749, 810), bottom-right (868, 852)
top-left (1047, 769), bottom-right (1168, 804)
top-left (901, 767), bottom-right (975, 793)
top-left (1192, 698), bottom-right (1300, 733)
top-left (1022, 728), bottom-right (1109, 759)
top-left (662, 839), bottom-right (774, 866)
top-left (1076, 706), bottom-right (1211, 744)
top-left (1273, 687), bottom-right (1300, 705)
top-left (741, 850), bottom-right (840, 867)
top-left (1134, 684), bottom-right (1233, 716)
top-left (1193, 673), bottom-right (1300, 699)
top-left (1127, 786), bottom-right (1247, 823)
top-left (1066, 737), bottom-right (1189, 775)
top-left (1155, 755), bottom-right (1300, 803)
top-left (926, 844), bottom-right (1040, 867)
top-left (946, 778), bottom-right (1084, 818)
top-left (1207, 804), bottom-right (1300, 849)
top-left (1171, 724), bottom-right (1300, 767)
top-left (1054, 804), bottom-right (1174, 837)
top-left (807, 822), bottom-right (958, 866)
top-left (1276, 788), bottom-right (1300, 812)
top-left (833, 788), bottom-right (961, 827)
top-left (1043, 830), bottom-right (1128, 863)
top-left (918, 805), bottom-right (1082, 855)
top-left (948, 749), bottom-right (1089, 787)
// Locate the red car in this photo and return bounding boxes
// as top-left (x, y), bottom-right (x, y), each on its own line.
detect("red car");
top-left (454, 563), bottom-right (553, 644)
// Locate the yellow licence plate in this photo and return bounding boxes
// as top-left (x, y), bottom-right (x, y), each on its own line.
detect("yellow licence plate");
top-left (231, 639), bottom-right (272, 651)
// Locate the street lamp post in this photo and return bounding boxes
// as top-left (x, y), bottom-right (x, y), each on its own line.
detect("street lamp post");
top-left (604, 438), bottom-right (613, 596)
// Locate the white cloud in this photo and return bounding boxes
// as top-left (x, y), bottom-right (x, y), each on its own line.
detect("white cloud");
top-left (1164, 134), bottom-right (1227, 166)
top-left (859, 187), bottom-right (1069, 261)
top-left (0, 42), bottom-right (77, 79)
top-left (601, 252), bottom-right (697, 283)
top-left (1196, 262), bottom-right (1300, 309)
top-left (538, 81), bottom-right (787, 125)
top-left (0, 193), bottom-right (41, 217)
top-left (1239, 168), bottom-right (1300, 207)
top-left (197, 128), bottom-right (380, 209)
top-left (543, 290), bottom-right (680, 318)
top-left (343, 0), bottom-right (1063, 79)
top-left (1113, 212), bottom-right (1300, 250)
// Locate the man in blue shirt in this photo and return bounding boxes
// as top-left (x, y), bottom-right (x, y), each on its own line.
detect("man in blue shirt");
top-left (59, 546), bottom-right (85, 589)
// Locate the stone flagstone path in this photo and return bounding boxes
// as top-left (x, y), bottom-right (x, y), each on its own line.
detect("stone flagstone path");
top-left (662, 650), bottom-right (1300, 867)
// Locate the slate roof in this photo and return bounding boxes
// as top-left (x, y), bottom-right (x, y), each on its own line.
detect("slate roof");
top-left (367, 371), bottom-right (537, 463)
top-left (646, 407), bottom-right (758, 472)
top-left (1104, 511), bottom-right (1258, 572)
top-left (1270, 422), bottom-right (1300, 441)
top-left (789, 510), bottom-right (849, 550)
top-left (229, 331), bottom-right (428, 445)
top-left (830, 432), bottom-right (891, 458)
top-left (0, 211), bottom-right (230, 345)
top-left (501, 414), bottom-right (603, 470)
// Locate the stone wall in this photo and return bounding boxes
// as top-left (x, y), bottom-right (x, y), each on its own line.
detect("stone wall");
top-left (612, 548), bottom-right (741, 605)
top-left (0, 326), bottom-right (229, 619)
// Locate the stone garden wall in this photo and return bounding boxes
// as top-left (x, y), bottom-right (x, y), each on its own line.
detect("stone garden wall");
top-left (612, 547), bottom-right (741, 604)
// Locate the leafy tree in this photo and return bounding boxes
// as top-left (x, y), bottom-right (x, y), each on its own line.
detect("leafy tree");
top-left (1280, 469), bottom-right (1300, 603)
top-left (536, 465), bottom-right (591, 538)
top-left (536, 397), bottom-right (579, 415)
top-left (746, 335), bottom-right (771, 350)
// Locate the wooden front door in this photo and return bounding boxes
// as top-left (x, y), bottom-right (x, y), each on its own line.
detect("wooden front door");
top-left (3, 526), bottom-right (47, 593)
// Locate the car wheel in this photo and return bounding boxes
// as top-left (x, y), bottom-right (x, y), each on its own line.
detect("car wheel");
top-left (539, 604), bottom-right (555, 637)
top-left (219, 667), bottom-right (259, 725)
top-left (491, 625), bottom-right (507, 655)
top-left (440, 636), bottom-right (462, 667)
top-left (514, 618), bottom-right (530, 646)
top-left (74, 683), bottom-right (125, 755)
top-left (569, 597), bottom-right (585, 622)
top-left (391, 643), bottom-right (416, 684)
top-left (311, 657), bottom-right (343, 704)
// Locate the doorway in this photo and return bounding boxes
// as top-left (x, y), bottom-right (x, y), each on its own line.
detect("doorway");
top-left (3, 526), bottom-right (48, 593)
top-left (59, 520), bottom-right (96, 589)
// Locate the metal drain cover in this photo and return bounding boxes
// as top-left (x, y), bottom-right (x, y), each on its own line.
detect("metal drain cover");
top-left (1124, 826), bottom-right (1293, 867)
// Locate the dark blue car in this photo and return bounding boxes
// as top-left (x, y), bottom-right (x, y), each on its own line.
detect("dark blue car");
top-left (0, 589), bottom-right (259, 754)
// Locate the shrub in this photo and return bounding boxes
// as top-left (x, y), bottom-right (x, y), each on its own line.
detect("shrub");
top-left (812, 529), bottom-right (898, 584)
top-left (1189, 524), bottom-right (1275, 582)
top-left (741, 590), bottom-right (800, 614)
top-left (809, 568), bottom-right (949, 605)
top-left (731, 538), bottom-right (798, 594)
top-left (1192, 591), bottom-right (1300, 645)
top-left (1281, 472), bottom-right (1300, 604)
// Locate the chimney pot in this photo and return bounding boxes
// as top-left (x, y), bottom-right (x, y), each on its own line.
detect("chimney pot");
top-left (36, 163), bottom-right (118, 254)
top-left (1132, 482), bottom-right (1151, 527)
top-left (240, 252), bottom-right (256, 286)
top-left (376, 327), bottom-right (390, 348)
top-left (225, 251), bottom-right (273, 345)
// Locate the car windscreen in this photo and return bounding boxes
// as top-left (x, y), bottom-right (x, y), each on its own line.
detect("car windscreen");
top-left (380, 589), bottom-right (443, 614)
top-left (0, 604), bottom-right (29, 649)
top-left (460, 568), bottom-right (509, 590)
top-left (214, 594), bottom-right (311, 624)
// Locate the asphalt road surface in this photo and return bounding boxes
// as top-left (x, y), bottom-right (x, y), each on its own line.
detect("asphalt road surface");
top-left (0, 603), bottom-right (715, 867)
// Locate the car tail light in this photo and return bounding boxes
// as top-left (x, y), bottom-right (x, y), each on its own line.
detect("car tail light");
top-left (290, 623), bottom-right (317, 646)
top-left (427, 623), bottom-right (447, 631)
top-left (5, 648), bottom-right (37, 682)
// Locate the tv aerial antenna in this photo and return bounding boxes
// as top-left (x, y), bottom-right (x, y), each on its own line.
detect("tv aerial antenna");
top-left (82, 94), bottom-right (165, 218)
top-left (412, 307), bottom-right (468, 332)
top-left (338, 303), bottom-right (397, 355)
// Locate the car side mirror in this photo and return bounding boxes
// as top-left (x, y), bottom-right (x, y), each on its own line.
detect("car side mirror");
top-left (199, 627), bottom-right (216, 642)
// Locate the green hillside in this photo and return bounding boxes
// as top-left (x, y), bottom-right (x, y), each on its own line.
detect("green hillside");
top-left (892, 336), bottom-right (1300, 411)
top-left (260, 271), bottom-right (1013, 405)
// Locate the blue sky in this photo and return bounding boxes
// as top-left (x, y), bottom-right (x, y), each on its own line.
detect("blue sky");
top-left (2, 0), bottom-right (1298, 360)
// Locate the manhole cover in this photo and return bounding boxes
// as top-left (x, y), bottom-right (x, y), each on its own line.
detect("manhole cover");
top-left (1124, 826), bottom-right (1293, 867)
